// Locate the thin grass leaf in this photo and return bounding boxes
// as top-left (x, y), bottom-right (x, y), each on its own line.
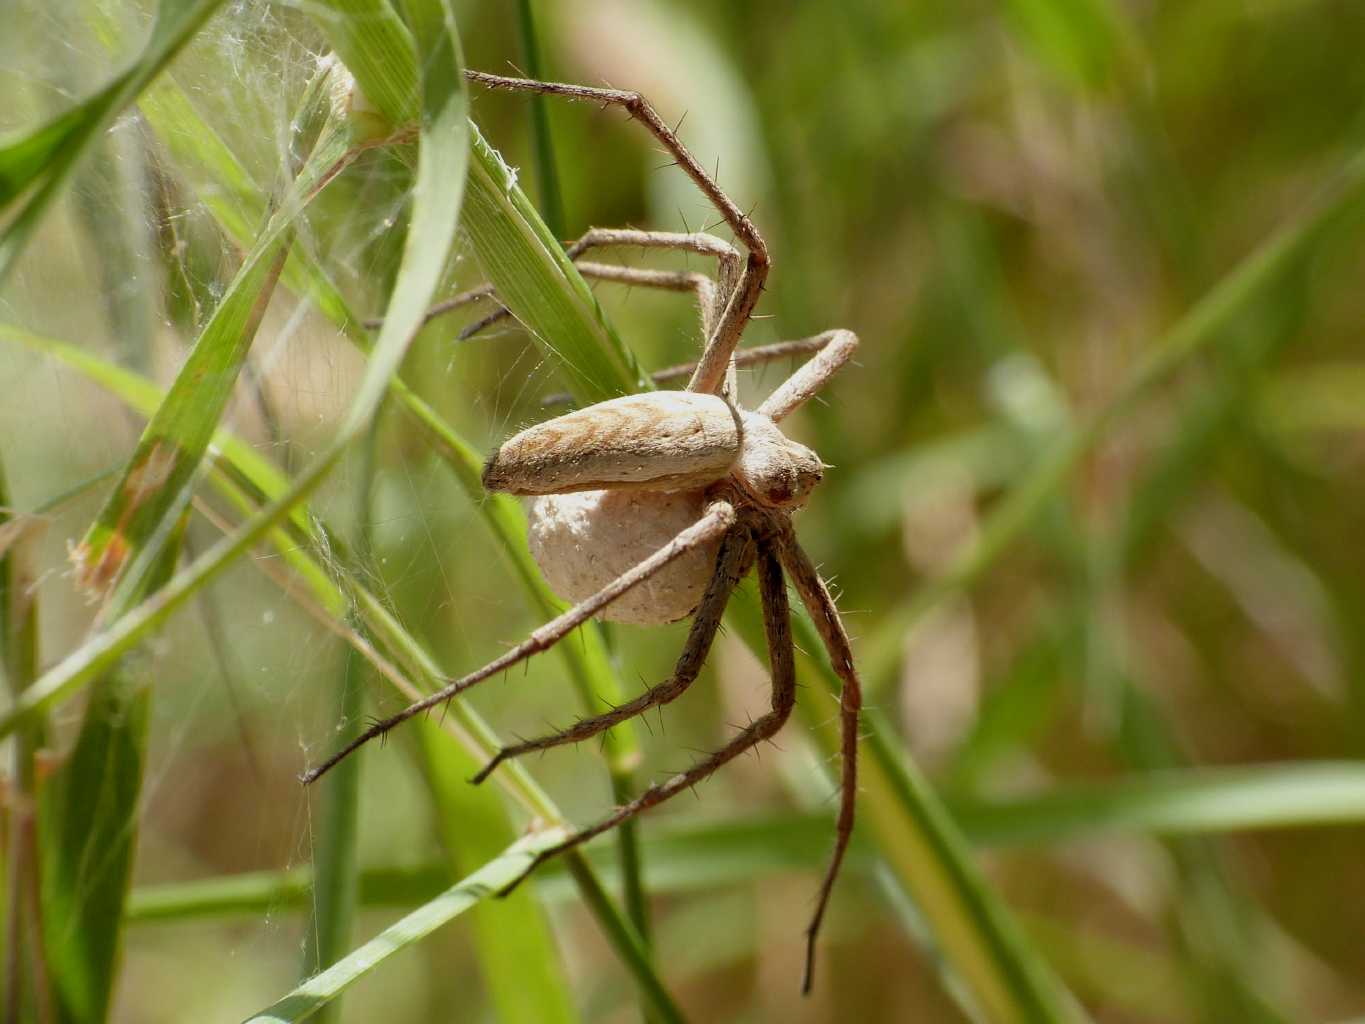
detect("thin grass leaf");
top-left (1, 454), bottom-right (51, 1019)
top-left (954, 762), bottom-right (1365, 845)
top-left (300, 413), bottom-right (388, 1024)
top-left (515, 0), bottom-right (567, 238)
top-left (0, 0), bottom-right (468, 749)
top-left (242, 830), bottom-right (570, 1024)
top-left (0, 0), bottom-right (225, 281)
top-left (298, 454), bottom-right (376, 1024)
top-left (310, 0), bottom-right (419, 130)
top-left (462, 122), bottom-right (651, 404)
top-left (127, 757), bottom-right (1365, 922)
top-left (71, 66), bottom-right (343, 593)
top-left (417, 726), bottom-right (579, 1024)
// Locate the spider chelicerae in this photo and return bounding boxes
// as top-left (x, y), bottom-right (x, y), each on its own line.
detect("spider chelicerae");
top-left (306, 70), bottom-right (862, 992)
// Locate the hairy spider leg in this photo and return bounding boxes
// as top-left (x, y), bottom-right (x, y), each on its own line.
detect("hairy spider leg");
top-left (369, 227), bottom-right (735, 334)
top-left (301, 499), bottom-right (736, 784)
top-left (465, 70), bottom-right (770, 395)
top-left (497, 534), bottom-right (797, 895)
top-left (774, 527), bottom-right (863, 995)
top-left (471, 525), bottom-right (756, 784)
top-left (758, 329), bottom-right (861, 423)
top-left (537, 335), bottom-right (850, 409)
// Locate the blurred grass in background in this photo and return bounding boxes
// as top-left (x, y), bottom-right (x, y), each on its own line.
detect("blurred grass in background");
top-left (3, 0), bottom-right (1365, 1021)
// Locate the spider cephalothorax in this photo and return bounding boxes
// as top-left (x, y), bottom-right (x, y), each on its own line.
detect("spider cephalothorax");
top-left (307, 70), bottom-right (863, 993)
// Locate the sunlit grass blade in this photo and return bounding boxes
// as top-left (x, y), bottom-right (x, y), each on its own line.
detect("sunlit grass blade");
top-left (310, 1), bottom-right (419, 130)
top-left (954, 761), bottom-right (1365, 844)
top-left (514, 0), bottom-right (567, 238)
top-left (461, 122), bottom-right (650, 404)
top-left (70, 65), bottom-right (344, 595)
top-left (8, 12), bottom-right (671, 1015)
top-left (128, 755), bottom-right (1365, 921)
top-left (417, 726), bottom-right (579, 1024)
top-left (0, 0), bottom-right (467, 750)
top-left (0, 325), bottom-right (682, 1020)
top-left (242, 830), bottom-right (570, 1024)
top-left (0, 0), bottom-right (225, 281)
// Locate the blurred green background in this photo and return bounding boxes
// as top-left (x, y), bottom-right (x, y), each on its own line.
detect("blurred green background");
top-left (4, 0), bottom-right (1365, 1021)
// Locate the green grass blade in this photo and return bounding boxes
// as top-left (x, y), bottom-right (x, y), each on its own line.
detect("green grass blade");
top-left (417, 727), bottom-right (579, 1024)
top-left (1, 454), bottom-right (51, 1017)
top-left (514, 0), bottom-right (567, 238)
top-left (127, 756), bottom-right (1365, 922)
top-left (310, 1), bottom-right (419, 128)
top-left (0, 0), bottom-right (468, 748)
top-left (241, 830), bottom-right (570, 1024)
top-left (951, 762), bottom-right (1365, 846)
top-left (0, 0), bottom-right (225, 282)
top-left (462, 122), bottom-right (651, 404)
top-left (70, 66), bottom-right (344, 594)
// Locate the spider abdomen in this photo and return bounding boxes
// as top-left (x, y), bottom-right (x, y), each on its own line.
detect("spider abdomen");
top-left (483, 391), bottom-right (741, 495)
top-left (526, 488), bottom-right (720, 624)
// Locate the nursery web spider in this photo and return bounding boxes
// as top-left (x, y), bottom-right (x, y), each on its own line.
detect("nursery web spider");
top-left (306, 70), bottom-right (862, 993)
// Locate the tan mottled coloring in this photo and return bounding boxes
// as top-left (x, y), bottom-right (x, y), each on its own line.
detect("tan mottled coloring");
top-left (482, 391), bottom-right (740, 495)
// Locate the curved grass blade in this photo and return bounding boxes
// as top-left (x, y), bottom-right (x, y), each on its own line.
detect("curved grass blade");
top-left (242, 830), bottom-right (569, 1024)
top-left (417, 727), bottom-right (578, 1024)
top-left (310, 0), bottom-right (419, 131)
top-left (129, 756), bottom-right (1365, 922)
top-left (0, 0), bottom-right (468, 750)
top-left (70, 64), bottom-right (344, 595)
top-left (0, 0), bottom-right (226, 282)
top-left (514, 0), bottom-right (567, 238)
top-left (0, 326), bottom-right (686, 1022)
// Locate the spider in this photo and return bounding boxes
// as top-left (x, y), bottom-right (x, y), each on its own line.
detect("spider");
top-left (306, 71), bottom-right (862, 993)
